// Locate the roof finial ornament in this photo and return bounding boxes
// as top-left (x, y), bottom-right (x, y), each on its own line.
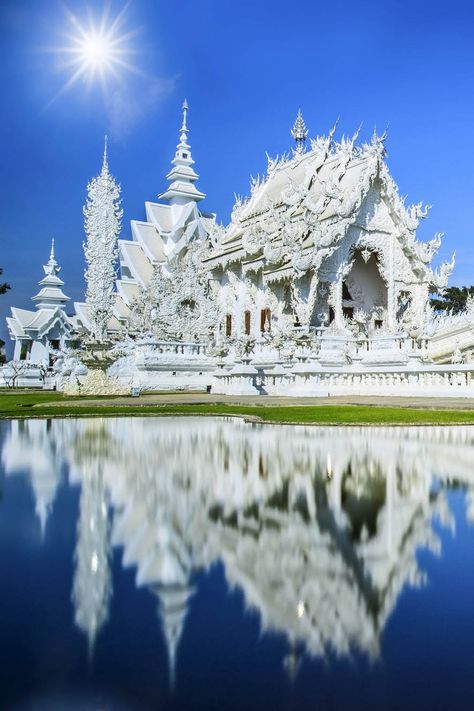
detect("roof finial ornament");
top-left (102, 134), bottom-right (108, 172)
top-left (181, 99), bottom-right (189, 134)
top-left (291, 109), bottom-right (308, 154)
top-left (44, 238), bottom-right (61, 279)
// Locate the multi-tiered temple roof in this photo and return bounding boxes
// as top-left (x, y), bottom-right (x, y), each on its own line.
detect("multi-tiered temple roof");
top-left (6, 241), bottom-right (75, 358)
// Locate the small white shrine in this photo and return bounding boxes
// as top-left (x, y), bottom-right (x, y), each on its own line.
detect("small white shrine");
top-left (6, 241), bottom-right (75, 364)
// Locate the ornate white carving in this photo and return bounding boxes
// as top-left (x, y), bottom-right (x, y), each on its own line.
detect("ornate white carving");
top-left (83, 140), bottom-right (122, 342)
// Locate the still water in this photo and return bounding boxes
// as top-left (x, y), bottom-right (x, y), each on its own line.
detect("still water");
top-left (1, 416), bottom-right (474, 710)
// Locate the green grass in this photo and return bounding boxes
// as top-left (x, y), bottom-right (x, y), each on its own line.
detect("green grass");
top-left (1, 390), bottom-right (474, 425)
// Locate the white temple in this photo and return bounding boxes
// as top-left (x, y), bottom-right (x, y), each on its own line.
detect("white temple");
top-left (4, 103), bottom-right (474, 394)
top-left (6, 240), bottom-right (75, 364)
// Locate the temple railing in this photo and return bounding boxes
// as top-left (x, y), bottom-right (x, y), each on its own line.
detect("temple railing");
top-left (213, 361), bottom-right (474, 397)
top-left (133, 339), bottom-right (210, 358)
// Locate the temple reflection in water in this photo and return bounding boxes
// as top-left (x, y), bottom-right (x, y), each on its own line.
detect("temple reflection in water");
top-left (3, 416), bottom-right (474, 684)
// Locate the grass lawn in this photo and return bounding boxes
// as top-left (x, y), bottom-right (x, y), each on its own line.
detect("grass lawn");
top-left (1, 390), bottom-right (474, 425)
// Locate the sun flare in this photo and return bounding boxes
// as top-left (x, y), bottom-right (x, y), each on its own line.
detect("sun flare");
top-left (79, 30), bottom-right (116, 71)
top-left (53, 5), bottom-right (139, 96)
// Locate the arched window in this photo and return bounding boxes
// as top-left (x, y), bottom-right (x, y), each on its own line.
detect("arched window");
top-left (244, 310), bottom-right (251, 335)
top-left (260, 308), bottom-right (271, 332)
top-left (225, 314), bottom-right (232, 337)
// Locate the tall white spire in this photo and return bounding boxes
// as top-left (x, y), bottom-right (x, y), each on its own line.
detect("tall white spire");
top-left (291, 109), bottom-right (308, 154)
top-left (83, 138), bottom-right (122, 342)
top-left (159, 100), bottom-right (206, 206)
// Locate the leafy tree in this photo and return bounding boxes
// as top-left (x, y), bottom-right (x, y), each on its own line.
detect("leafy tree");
top-left (430, 286), bottom-right (474, 314)
top-left (0, 268), bottom-right (10, 360)
top-left (0, 267), bottom-right (9, 295)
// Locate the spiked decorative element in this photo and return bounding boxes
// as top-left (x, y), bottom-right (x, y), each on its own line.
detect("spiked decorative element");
top-left (83, 136), bottom-right (122, 341)
top-left (291, 109), bottom-right (309, 154)
top-left (102, 134), bottom-right (108, 170)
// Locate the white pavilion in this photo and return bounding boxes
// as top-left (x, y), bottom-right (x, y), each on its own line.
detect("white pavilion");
top-left (6, 241), bottom-right (76, 364)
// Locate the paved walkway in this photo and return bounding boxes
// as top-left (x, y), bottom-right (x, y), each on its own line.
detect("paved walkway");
top-left (46, 393), bottom-right (474, 410)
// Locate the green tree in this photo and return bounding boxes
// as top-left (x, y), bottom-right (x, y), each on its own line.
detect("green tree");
top-left (0, 268), bottom-right (9, 296)
top-left (430, 286), bottom-right (474, 314)
top-left (0, 268), bottom-right (10, 360)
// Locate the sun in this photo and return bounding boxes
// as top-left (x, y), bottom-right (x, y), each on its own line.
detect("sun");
top-left (78, 30), bottom-right (116, 72)
top-left (52, 5), bottom-right (139, 96)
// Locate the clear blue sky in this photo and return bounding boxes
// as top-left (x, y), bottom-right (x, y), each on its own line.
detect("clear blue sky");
top-left (1, 0), bottom-right (474, 350)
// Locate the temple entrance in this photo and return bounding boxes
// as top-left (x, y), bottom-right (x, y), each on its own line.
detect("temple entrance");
top-left (343, 250), bottom-right (387, 328)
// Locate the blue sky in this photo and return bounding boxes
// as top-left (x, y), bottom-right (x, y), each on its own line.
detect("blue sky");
top-left (1, 0), bottom-right (474, 349)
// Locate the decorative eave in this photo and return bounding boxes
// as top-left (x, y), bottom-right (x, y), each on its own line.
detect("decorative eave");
top-left (24, 308), bottom-right (75, 339)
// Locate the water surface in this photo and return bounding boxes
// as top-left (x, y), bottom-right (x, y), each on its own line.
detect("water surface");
top-left (1, 416), bottom-right (474, 710)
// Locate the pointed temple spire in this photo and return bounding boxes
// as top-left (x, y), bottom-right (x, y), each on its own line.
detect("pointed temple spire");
top-left (102, 134), bottom-right (108, 172)
top-left (31, 241), bottom-right (70, 310)
top-left (44, 238), bottom-right (60, 279)
top-left (159, 100), bottom-right (206, 206)
top-left (291, 109), bottom-right (308, 154)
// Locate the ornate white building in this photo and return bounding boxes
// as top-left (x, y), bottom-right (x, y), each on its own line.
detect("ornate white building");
top-left (4, 102), bottom-right (474, 394)
top-left (6, 241), bottom-right (76, 364)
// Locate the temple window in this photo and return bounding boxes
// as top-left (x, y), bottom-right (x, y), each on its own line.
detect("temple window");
top-left (375, 320), bottom-right (383, 329)
top-left (343, 306), bottom-right (354, 319)
top-left (225, 314), bottom-right (232, 336)
top-left (19, 342), bottom-right (29, 361)
top-left (244, 310), bottom-right (251, 335)
top-left (329, 307), bottom-right (335, 323)
top-left (260, 308), bottom-right (271, 332)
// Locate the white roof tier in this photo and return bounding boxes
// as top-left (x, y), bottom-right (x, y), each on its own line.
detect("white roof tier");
top-left (32, 286), bottom-right (70, 304)
top-left (131, 220), bottom-right (166, 263)
top-left (10, 307), bottom-right (37, 328)
top-left (117, 279), bottom-right (140, 305)
top-left (113, 293), bottom-right (132, 320)
top-left (6, 316), bottom-right (26, 339)
top-left (118, 240), bottom-right (154, 286)
top-left (74, 302), bottom-right (123, 333)
top-left (144, 202), bottom-right (173, 232)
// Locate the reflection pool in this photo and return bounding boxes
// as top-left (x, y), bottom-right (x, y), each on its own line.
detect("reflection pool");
top-left (1, 416), bottom-right (474, 710)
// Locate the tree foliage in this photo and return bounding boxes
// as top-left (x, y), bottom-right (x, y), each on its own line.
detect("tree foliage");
top-left (430, 286), bottom-right (474, 314)
top-left (0, 268), bottom-right (10, 355)
top-left (0, 267), bottom-right (9, 295)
